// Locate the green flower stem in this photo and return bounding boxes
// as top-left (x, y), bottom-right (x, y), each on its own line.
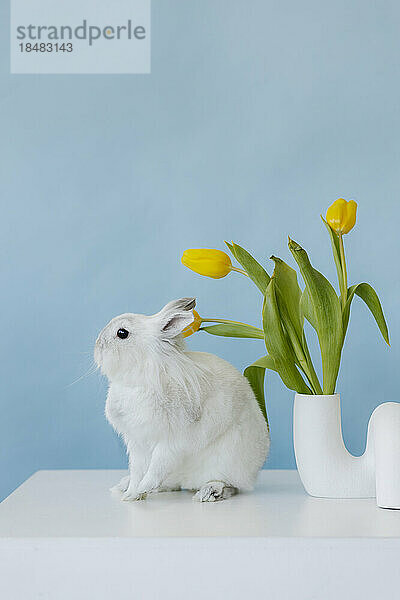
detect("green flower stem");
top-left (230, 266), bottom-right (249, 276)
top-left (284, 319), bottom-right (322, 394)
top-left (338, 233), bottom-right (348, 310)
top-left (301, 336), bottom-right (323, 395)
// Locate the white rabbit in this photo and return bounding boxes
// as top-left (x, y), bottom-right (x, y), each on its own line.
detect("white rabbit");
top-left (94, 298), bottom-right (270, 502)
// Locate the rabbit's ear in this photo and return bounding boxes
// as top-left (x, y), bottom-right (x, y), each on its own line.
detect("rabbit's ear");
top-left (161, 297), bottom-right (196, 313)
top-left (157, 298), bottom-right (196, 338)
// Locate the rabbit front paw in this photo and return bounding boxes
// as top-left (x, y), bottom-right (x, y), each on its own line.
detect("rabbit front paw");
top-left (134, 475), bottom-right (161, 497)
top-left (122, 486), bottom-right (147, 501)
top-left (110, 475), bottom-right (130, 494)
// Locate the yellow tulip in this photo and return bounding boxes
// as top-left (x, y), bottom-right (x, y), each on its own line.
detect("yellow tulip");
top-left (326, 198), bottom-right (357, 235)
top-left (181, 249), bottom-right (232, 279)
top-left (182, 310), bottom-right (202, 338)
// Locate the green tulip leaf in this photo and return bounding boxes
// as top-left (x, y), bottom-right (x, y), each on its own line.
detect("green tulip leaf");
top-left (225, 241), bottom-right (270, 294)
top-left (244, 360), bottom-right (269, 425)
top-left (321, 216), bottom-right (343, 295)
top-left (289, 238), bottom-right (343, 395)
top-left (343, 282), bottom-right (390, 345)
top-left (201, 323), bottom-right (264, 339)
top-left (271, 257), bottom-right (322, 395)
top-left (262, 279), bottom-right (311, 394)
top-left (300, 288), bottom-right (317, 330)
top-left (271, 256), bottom-right (304, 340)
top-left (247, 355), bottom-right (278, 373)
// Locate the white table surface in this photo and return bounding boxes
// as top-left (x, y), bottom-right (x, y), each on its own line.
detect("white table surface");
top-left (1, 468), bottom-right (400, 538)
top-left (1, 469), bottom-right (400, 600)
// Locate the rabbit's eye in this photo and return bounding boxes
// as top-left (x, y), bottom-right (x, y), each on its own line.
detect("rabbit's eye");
top-left (117, 328), bottom-right (129, 339)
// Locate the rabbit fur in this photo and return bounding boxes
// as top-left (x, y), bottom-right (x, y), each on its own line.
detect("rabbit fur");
top-left (94, 298), bottom-right (270, 502)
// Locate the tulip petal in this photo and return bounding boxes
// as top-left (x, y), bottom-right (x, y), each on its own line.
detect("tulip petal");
top-left (326, 198), bottom-right (347, 233)
top-left (181, 249), bottom-right (231, 279)
top-left (342, 200), bottom-right (357, 234)
top-left (325, 198), bottom-right (357, 235)
top-left (182, 310), bottom-right (202, 338)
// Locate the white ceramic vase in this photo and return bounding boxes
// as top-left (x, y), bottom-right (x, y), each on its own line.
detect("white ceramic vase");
top-left (293, 393), bottom-right (400, 509)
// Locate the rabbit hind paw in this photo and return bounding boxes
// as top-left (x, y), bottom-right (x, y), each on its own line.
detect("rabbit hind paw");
top-left (193, 481), bottom-right (237, 502)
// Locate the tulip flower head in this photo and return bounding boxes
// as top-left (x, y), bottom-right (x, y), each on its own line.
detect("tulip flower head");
top-left (326, 198), bottom-right (357, 235)
top-left (181, 249), bottom-right (232, 279)
top-left (182, 310), bottom-right (202, 338)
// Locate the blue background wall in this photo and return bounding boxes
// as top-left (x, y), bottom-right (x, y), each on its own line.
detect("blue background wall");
top-left (1, 0), bottom-right (399, 500)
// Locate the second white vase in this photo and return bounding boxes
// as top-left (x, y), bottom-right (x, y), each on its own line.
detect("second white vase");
top-left (293, 393), bottom-right (400, 509)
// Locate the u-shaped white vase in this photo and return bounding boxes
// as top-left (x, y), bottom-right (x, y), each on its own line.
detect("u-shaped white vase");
top-left (294, 394), bottom-right (400, 509)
